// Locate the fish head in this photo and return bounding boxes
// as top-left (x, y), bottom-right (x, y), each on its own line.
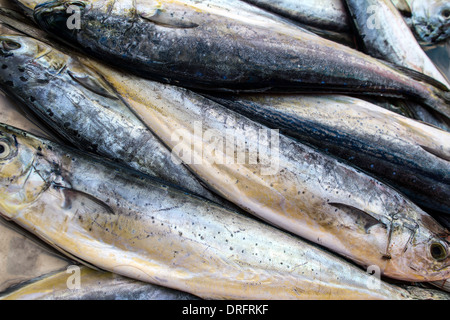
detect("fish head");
top-left (386, 209), bottom-right (450, 282)
top-left (0, 34), bottom-right (71, 82)
top-left (410, 0), bottom-right (450, 43)
top-left (0, 124), bottom-right (55, 221)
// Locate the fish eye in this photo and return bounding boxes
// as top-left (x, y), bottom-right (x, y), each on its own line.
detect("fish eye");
top-left (441, 9), bottom-right (450, 19)
top-left (430, 243), bottom-right (448, 261)
top-left (1, 40), bottom-right (21, 51)
top-left (0, 141), bottom-right (11, 159)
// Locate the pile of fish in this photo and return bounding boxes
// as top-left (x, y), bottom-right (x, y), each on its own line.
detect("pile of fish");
top-left (0, 0), bottom-right (449, 300)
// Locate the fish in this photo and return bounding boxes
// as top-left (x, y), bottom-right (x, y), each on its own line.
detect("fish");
top-left (0, 267), bottom-right (200, 300)
top-left (76, 59), bottom-right (450, 283)
top-left (240, 0), bottom-right (351, 32)
top-left (0, 28), bottom-right (235, 209)
top-left (31, 0), bottom-right (450, 119)
top-left (407, 0), bottom-right (450, 44)
top-left (205, 93), bottom-right (450, 216)
top-left (0, 71), bottom-right (72, 292)
top-left (0, 123), bottom-right (429, 300)
top-left (345, 0), bottom-right (450, 90)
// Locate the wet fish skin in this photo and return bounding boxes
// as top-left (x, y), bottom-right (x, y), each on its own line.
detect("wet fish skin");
top-left (82, 60), bottom-right (450, 283)
top-left (1, 267), bottom-right (200, 300)
top-left (241, 0), bottom-right (350, 32)
top-left (32, 0), bottom-right (450, 119)
top-left (0, 124), bottom-right (422, 300)
top-left (207, 93), bottom-right (450, 216)
top-left (0, 32), bottom-right (229, 207)
top-left (345, 0), bottom-right (449, 89)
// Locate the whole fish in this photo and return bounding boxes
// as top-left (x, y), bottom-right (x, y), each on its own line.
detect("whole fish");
top-left (1, 267), bottom-right (200, 300)
top-left (0, 124), bottom-right (426, 300)
top-left (79, 59), bottom-right (450, 283)
top-left (0, 28), bottom-right (233, 208)
top-left (206, 93), bottom-right (450, 216)
top-left (31, 0), bottom-right (450, 119)
top-left (345, 0), bottom-right (449, 89)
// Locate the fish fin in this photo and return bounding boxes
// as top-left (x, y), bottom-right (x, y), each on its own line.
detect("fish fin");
top-left (67, 67), bottom-right (120, 100)
top-left (59, 188), bottom-right (115, 216)
top-left (419, 145), bottom-right (450, 162)
top-left (140, 9), bottom-right (199, 29)
top-left (328, 203), bottom-right (386, 232)
top-left (379, 60), bottom-right (449, 92)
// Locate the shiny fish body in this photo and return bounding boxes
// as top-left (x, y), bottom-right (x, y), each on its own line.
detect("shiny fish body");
top-left (80, 61), bottom-right (450, 283)
top-left (0, 124), bottom-right (422, 300)
top-left (208, 93), bottom-right (450, 216)
top-left (1, 267), bottom-right (200, 300)
top-left (32, 0), bottom-right (450, 119)
top-left (0, 31), bottom-right (228, 207)
top-left (241, 0), bottom-right (350, 32)
top-left (346, 0), bottom-right (449, 89)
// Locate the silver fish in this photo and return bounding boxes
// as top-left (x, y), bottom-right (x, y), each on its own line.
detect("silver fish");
top-left (31, 0), bottom-right (450, 119)
top-left (206, 93), bottom-right (450, 215)
top-left (346, 0), bottom-right (449, 89)
top-left (0, 123), bottom-right (425, 300)
top-left (241, 0), bottom-right (350, 32)
top-left (0, 26), bottom-right (232, 209)
top-left (82, 60), bottom-right (450, 283)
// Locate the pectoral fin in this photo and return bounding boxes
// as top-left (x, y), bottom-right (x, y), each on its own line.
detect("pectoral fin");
top-left (67, 65), bottom-right (120, 100)
top-left (329, 203), bottom-right (386, 232)
top-left (60, 188), bottom-right (115, 216)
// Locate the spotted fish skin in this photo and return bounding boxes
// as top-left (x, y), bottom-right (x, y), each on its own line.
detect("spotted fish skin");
top-left (0, 124), bottom-right (425, 300)
top-left (77, 58), bottom-right (450, 283)
top-left (0, 31), bottom-right (231, 208)
top-left (32, 0), bottom-right (450, 119)
top-left (207, 93), bottom-right (450, 216)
